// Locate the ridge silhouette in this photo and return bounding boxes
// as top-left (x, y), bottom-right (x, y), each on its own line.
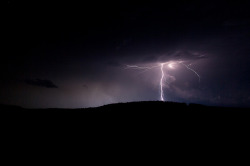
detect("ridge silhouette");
top-left (1, 101), bottom-right (249, 139)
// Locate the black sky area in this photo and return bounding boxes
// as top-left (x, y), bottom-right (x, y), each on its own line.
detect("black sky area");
top-left (2, 0), bottom-right (250, 108)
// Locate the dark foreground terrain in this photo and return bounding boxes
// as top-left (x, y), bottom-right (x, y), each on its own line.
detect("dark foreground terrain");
top-left (1, 101), bottom-right (250, 157)
top-left (1, 101), bottom-right (250, 125)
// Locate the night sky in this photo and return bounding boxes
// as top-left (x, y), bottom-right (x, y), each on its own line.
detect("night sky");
top-left (3, 0), bottom-right (250, 108)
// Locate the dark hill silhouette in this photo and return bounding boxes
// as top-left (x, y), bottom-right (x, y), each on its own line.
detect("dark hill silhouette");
top-left (0, 104), bottom-right (23, 110)
top-left (1, 101), bottom-right (249, 125)
top-left (1, 101), bottom-right (249, 113)
top-left (1, 101), bottom-right (250, 148)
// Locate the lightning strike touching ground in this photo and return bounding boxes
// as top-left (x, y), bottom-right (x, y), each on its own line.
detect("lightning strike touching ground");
top-left (126, 61), bottom-right (201, 101)
top-left (160, 63), bottom-right (165, 101)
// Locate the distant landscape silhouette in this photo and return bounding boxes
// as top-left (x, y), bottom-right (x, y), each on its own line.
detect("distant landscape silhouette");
top-left (1, 101), bottom-right (250, 141)
top-left (1, 101), bottom-right (249, 123)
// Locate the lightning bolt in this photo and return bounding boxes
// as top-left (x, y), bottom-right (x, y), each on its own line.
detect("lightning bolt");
top-left (125, 65), bottom-right (160, 70)
top-left (125, 64), bottom-right (162, 75)
top-left (126, 63), bottom-right (167, 101)
top-left (126, 61), bottom-right (201, 101)
top-left (160, 63), bottom-right (165, 101)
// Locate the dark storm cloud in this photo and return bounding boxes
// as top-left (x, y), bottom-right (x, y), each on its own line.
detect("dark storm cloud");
top-left (105, 60), bottom-right (122, 67)
top-left (2, 1), bottom-right (250, 108)
top-left (166, 50), bottom-right (207, 61)
top-left (82, 84), bottom-right (88, 88)
top-left (224, 19), bottom-right (250, 27)
top-left (137, 50), bottom-right (207, 64)
top-left (25, 79), bottom-right (58, 88)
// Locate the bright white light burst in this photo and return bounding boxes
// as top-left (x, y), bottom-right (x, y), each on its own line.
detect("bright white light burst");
top-left (168, 63), bottom-right (175, 69)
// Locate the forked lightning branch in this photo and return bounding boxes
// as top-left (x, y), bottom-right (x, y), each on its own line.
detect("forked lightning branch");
top-left (126, 61), bottom-right (200, 101)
